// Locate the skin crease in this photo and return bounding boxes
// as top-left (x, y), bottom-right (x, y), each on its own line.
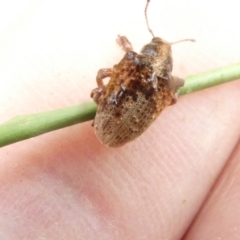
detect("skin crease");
top-left (0, 0), bottom-right (240, 239)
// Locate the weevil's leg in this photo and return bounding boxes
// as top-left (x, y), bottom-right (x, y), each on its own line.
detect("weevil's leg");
top-left (116, 35), bottom-right (133, 52)
top-left (172, 76), bottom-right (184, 90)
top-left (169, 76), bottom-right (185, 105)
top-left (170, 93), bottom-right (178, 105)
top-left (168, 74), bottom-right (184, 91)
top-left (96, 68), bottom-right (113, 88)
top-left (91, 87), bottom-right (103, 104)
top-left (91, 68), bottom-right (113, 104)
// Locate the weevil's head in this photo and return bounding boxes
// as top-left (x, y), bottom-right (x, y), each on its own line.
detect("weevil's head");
top-left (140, 37), bottom-right (172, 58)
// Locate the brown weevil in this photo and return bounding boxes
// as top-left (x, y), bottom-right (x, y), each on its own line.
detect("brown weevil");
top-left (91, 0), bottom-right (194, 147)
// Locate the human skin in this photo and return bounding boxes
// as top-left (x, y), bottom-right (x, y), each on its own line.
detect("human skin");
top-left (0, 0), bottom-right (240, 239)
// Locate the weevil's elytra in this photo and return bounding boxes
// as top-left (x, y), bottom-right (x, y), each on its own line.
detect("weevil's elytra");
top-left (91, 0), bottom-right (192, 147)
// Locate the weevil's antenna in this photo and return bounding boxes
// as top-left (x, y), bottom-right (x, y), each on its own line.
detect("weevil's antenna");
top-left (145, 0), bottom-right (155, 38)
top-left (170, 39), bottom-right (195, 45)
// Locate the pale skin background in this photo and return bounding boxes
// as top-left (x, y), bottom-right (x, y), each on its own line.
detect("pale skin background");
top-left (0, 0), bottom-right (240, 239)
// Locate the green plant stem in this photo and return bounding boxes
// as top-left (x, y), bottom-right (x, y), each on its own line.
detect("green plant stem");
top-left (179, 62), bottom-right (240, 95)
top-left (0, 103), bottom-right (97, 147)
top-left (0, 63), bottom-right (240, 148)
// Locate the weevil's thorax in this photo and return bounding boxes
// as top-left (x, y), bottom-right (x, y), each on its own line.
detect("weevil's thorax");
top-left (141, 37), bottom-right (173, 75)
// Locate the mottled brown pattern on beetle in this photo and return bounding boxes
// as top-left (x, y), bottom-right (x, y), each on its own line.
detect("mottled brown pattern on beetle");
top-left (93, 50), bottom-right (174, 147)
